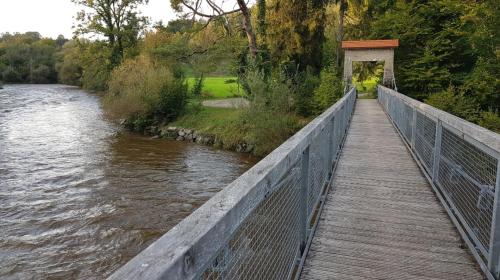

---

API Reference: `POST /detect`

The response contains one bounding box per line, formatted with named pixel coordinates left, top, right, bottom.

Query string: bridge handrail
left=108, top=88, right=357, bottom=280
left=378, top=85, right=500, bottom=280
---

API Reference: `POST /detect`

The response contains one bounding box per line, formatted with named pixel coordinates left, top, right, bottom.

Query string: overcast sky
left=0, top=0, right=177, bottom=39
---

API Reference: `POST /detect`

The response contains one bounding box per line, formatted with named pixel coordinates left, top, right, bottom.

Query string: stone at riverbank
left=141, top=125, right=253, bottom=154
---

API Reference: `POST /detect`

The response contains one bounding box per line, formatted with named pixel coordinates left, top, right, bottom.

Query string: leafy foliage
left=105, top=55, right=188, bottom=127
left=72, top=0, right=148, bottom=66
left=313, top=65, right=344, bottom=113
left=265, top=0, right=327, bottom=74
left=55, top=40, right=83, bottom=86
left=425, top=87, right=480, bottom=123
left=0, top=32, right=60, bottom=83
left=191, top=74, right=204, bottom=96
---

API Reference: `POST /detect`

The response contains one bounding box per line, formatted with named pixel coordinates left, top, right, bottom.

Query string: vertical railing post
left=328, top=116, right=335, bottom=174
left=488, top=161, right=500, bottom=278
left=432, top=120, right=443, bottom=180
left=340, top=105, right=345, bottom=137
left=411, top=108, right=417, bottom=148
left=299, top=146, right=310, bottom=253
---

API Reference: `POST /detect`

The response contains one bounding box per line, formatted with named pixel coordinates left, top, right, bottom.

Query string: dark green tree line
left=0, top=32, right=63, bottom=84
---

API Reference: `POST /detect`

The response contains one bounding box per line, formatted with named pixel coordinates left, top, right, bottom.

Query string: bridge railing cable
left=378, top=85, right=500, bottom=280
left=107, top=88, right=357, bottom=280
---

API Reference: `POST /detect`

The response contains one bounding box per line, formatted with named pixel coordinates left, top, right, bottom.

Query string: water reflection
left=0, top=84, right=256, bottom=279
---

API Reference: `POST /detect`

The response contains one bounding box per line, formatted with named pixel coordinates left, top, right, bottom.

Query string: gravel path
left=201, top=97, right=249, bottom=108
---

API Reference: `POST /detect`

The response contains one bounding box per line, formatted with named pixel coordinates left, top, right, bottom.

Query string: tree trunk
left=236, top=0, right=258, bottom=57
left=336, top=0, right=346, bottom=67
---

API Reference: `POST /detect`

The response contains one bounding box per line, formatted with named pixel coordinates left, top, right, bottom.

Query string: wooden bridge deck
left=300, top=100, right=484, bottom=280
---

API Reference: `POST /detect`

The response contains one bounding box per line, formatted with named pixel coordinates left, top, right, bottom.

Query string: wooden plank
left=300, top=100, right=484, bottom=280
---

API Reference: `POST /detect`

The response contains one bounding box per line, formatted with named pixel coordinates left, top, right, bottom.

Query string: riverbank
left=135, top=106, right=306, bottom=157
left=138, top=107, right=255, bottom=154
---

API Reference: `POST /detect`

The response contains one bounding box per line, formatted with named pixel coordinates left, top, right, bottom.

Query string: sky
left=0, top=0, right=177, bottom=39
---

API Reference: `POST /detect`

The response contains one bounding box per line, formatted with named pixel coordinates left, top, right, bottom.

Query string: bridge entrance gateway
left=342, top=39, right=399, bottom=90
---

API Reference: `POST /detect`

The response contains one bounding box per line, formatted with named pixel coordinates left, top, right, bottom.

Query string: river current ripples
left=0, top=84, right=257, bottom=279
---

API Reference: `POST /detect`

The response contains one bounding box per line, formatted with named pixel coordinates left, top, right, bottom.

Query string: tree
left=0, top=32, right=59, bottom=83
left=266, top=0, right=327, bottom=74
left=170, top=0, right=258, bottom=58
left=72, top=0, right=148, bottom=66
left=328, top=0, right=363, bottom=67
left=55, top=40, right=83, bottom=85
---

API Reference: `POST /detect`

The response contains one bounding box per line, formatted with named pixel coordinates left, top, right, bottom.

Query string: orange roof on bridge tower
left=342, top=39, right=399, bottom=49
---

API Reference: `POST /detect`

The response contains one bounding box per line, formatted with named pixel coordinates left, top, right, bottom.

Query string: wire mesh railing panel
left=437, top=127, right=498, bottom=252
left=378, top=85, right=500, bottom=280
left=201, top=162, right=302, bottom=280
left=401, top=103, right=414, bottom=142
left=307, top=127, right=330, bottom=218
left=414, top=112, right=436, bottom=172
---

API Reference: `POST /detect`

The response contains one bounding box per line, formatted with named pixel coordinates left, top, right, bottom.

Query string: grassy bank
left=171, top=107, right=242, bottom=133
left=170, top=105, right=305, bottom=157
left=187, top=77, right=244, bottom=99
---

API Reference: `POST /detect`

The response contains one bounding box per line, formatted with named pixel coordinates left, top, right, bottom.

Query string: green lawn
left=353, top=76, right=379, bottom=93
left=187, top=77, right=244, bottom=99
left=171, top=106, right=242, bottom=133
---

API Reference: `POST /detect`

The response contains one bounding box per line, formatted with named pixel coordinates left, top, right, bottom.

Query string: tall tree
left=170, top=0, right=258, bottom=58
left=72, top=0, right=148, bottom=66
left=266, top=0, right=327, bottom=74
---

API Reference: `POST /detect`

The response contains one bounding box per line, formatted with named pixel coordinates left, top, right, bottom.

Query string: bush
left=155, top=78, right=188, bottom=120
left=105, top=55, right=187, bottom=126
left=191, top=74, right=204, bottom=96
left=80, top=41, right=112, bottom=91
left=239, top=107, right=302, bottom=156
left=313, top=65, right=344, bottom=114
left=56, top=40, right=83, bottom=86
left=478, top=111, right=500, bottom=133
left=31, top=65, right=54, bottom=84
left=2, top=66, right=22, bottom=82
left=426, top=87, right=481, bottom=123
left=237, top=69, right=303, bottom=156
left=295, top=70, right=320, bottom=117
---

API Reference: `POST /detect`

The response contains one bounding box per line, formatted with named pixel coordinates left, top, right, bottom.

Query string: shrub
left=155, top=78, right=188, bottom=120
left=191, top=74, right=204, bottom=96
left=239, top=107, right=302, bottom=156
left=478, top=111, right=500, bottom=133
left=105, top=55, right=187, bottom=126
left=425, top=87, right=480, bottom=123
left=313, top=65, right=344, bottom=114
left=2, top=66, right=22, bottom=82
left=79, top=41, right=113, bottom=91
left=238, top=69, right=303, bottom=156
left=31, top=65, right=54, bottom=84
left=294, top=70, right=320, bottom=117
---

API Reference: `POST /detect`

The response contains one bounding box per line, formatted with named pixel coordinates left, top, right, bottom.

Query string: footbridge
left=109, top=86, right=500, bottom=280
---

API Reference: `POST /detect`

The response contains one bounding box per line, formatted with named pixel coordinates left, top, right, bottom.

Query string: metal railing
left=378, top=85, right=500, bottom=280
left=108, top=88, right=357, bottom=280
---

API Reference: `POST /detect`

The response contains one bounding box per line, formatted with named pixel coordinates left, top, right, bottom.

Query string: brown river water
left=0, top=84, right=257, bottom=279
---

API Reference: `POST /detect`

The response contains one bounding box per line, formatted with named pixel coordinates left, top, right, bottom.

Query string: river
left=0, top=84, right=257, bottom=279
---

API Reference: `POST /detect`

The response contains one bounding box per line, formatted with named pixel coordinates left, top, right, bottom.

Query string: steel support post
left=432, top=120, right=443, bottom=180
left=488, top=161, right=500, bottom=279
left=411, top=108, right=417, bottom=149
left=299, top=146, right=310, bottom=253
left=328, top=117, right=335, bottom=173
